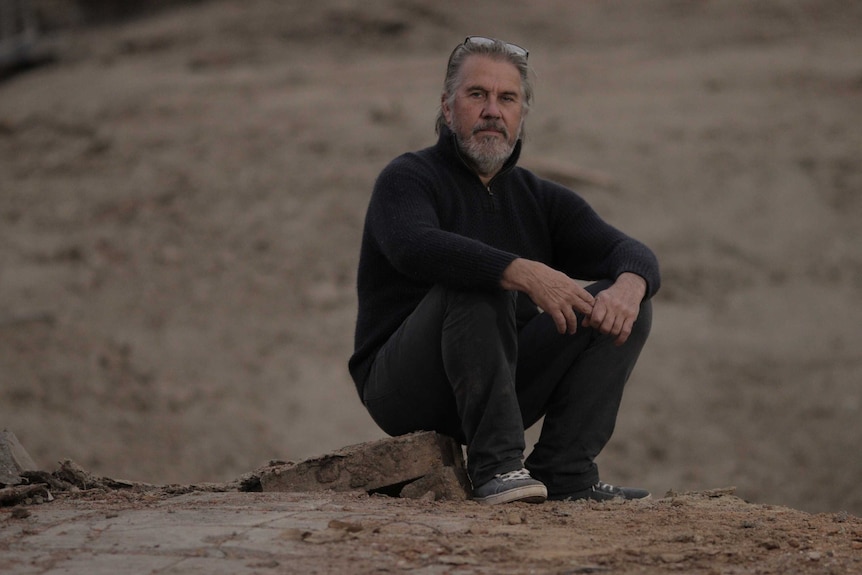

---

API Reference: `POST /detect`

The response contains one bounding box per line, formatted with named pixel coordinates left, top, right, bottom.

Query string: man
left=348, top=37, right=660, bottom=505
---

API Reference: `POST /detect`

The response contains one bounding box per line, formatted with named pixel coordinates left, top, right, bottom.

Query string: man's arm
left=536, top=177, right=661, bottom=302
left=501, top=258, right=595, bottom=335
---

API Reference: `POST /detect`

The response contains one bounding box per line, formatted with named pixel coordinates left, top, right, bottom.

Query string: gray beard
left=451, top=119, right=518, bottom=177
left=458, top=134, right=514, bottom=176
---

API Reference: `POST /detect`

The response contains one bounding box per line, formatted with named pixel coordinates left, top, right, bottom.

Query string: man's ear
left=441, top=93, right=452, bottom=125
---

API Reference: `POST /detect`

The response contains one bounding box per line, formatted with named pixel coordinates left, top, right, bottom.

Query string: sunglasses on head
left=458, top=36, right=530, bottom=60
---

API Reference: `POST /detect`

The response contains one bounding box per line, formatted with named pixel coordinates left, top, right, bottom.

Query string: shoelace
left=496, top=469, right=533, bottom=482
left=594, top=481, right=621, bottom=494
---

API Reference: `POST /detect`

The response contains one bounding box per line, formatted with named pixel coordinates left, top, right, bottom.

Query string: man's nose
left=482, top=96, right=502, bottom=118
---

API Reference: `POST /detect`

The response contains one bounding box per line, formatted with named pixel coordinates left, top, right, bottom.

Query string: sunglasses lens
left=466, top=36, right=494, bottom=47
left=464, top=36, right=528, bottom=59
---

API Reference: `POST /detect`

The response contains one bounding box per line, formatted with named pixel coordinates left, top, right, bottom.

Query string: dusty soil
left=1, top=485, right=861, bottom=575
left=2, top=3, right=862, bottom=562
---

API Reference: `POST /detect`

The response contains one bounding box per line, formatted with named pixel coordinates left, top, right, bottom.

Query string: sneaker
left=472, top=468, right=548, bottom=505
left=549, top=481, right=651, bottom=502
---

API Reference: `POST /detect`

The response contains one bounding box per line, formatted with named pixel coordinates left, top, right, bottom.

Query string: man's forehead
left=457, top=54, right=522, bottom=90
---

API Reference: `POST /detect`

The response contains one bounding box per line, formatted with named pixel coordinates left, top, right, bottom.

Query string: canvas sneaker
left=472, top=468, right=548, bottom=505
left=549, top=481, right=651, bottom=502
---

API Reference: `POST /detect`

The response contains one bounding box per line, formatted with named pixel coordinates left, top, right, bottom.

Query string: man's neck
left=477, top=170, right=497, bottom=187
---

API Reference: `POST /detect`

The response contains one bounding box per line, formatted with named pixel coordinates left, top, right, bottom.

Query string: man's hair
left=435, top=38, right=534, bottom=135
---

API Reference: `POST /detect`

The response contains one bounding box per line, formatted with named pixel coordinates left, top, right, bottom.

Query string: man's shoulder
left=387, top=145, right=436, bottom=167
left=508, top=166, right=586, bottom=200
left=378, top=141, right=453, bottom=182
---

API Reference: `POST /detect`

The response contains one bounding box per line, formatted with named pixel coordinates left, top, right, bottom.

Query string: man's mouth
left=473, top=125, right=507, bottom=138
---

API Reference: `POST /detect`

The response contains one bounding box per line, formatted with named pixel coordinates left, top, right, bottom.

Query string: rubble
left=1, top=430, right=471, bottom=506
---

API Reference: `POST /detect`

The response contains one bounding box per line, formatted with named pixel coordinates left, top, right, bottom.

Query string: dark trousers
left=361, top=281, right=652, bottom=496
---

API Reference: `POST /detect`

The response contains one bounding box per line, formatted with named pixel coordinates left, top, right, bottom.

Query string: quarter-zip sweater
left=348, top=126, right=660, bottom=396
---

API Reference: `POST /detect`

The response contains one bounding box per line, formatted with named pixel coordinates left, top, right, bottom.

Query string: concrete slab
left=259, top=431, right=470, bottom=499
left=4, top=488, right=858, bottom=575
left=41, top=553, right=178, bottom=575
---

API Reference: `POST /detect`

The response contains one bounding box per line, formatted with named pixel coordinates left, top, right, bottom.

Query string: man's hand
left=582, top=272, right=647, bottom=346
left=502, top=260, right=646, bottom=344
left=501, top=258, right=595, bottom=335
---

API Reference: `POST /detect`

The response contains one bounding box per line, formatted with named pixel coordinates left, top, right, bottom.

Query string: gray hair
left=435, top=38, right=534, bottom=135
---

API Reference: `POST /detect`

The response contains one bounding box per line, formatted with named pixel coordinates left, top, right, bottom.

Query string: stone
left=399, top=466, right=470, bottom=501
left=0, top=429, right=39, bottom=486
left=259, top=431, right=470, bottom=499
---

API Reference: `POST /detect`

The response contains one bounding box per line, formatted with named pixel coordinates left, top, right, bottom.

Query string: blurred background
left=1, top=0, right=860, bottom=516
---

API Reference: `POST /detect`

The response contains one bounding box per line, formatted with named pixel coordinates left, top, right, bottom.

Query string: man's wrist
left=617, top=272, right=647, bottom=298
left=501, top=258, right=528, bottom=291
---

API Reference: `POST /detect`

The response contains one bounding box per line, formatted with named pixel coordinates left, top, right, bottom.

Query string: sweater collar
left=437, top=124, right=523, bottom=181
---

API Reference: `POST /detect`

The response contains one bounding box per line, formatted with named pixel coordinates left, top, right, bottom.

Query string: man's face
left=442, top=54, right=525, bottom=177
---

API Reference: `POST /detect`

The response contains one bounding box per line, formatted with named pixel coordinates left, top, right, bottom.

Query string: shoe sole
left=548, top=492, right=653, bottom=502
left=473, top=484, right=548, bottom=505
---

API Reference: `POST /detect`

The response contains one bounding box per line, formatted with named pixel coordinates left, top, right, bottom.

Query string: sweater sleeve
left=366, top=155, right=517, bottom=290
left=541, top=180, right=661, bottom=299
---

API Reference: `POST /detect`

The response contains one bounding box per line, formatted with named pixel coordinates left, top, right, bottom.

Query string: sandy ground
left=1, top=487, right=861, bottom=575
left=2, top=0, right=862, bottom=526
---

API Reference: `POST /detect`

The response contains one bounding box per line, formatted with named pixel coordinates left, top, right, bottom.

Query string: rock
left=0, top=483, right=52, bottom=506
left=0, top=430, right=39, bottom=486
left=399, top=465, right=470, bottom=501
left=259, top=431, right=471, bottom=500
left=506, top=511, right=524, bottom=525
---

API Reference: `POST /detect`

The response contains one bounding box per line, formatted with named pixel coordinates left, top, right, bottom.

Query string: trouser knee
left=629, top=298, right=653, bottom=346
left=444, top=287, right=517, bottom=315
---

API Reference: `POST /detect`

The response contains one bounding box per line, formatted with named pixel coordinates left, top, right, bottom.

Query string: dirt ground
left=2, top=0, right=861, bottom=551
left=1, top=486, right=860, bottom=575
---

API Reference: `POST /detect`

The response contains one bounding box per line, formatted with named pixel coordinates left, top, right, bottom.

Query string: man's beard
left=454, top=120, right=518, bottom=177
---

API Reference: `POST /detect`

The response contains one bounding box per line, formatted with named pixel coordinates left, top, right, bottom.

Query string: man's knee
left=437, top=288, right=520, bottom=371
left=439, top=287, right=518, bottom=326
left=630, top=298, right=653, bottom=344
left=444, top=286, right=516, bottom=307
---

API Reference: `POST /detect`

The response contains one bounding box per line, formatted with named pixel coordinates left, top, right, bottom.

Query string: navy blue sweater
left=348, top=127, right=660, bottom=396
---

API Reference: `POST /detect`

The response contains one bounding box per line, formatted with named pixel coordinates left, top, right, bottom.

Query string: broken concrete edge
left=257, top=431, right=472, bottom=501
left=1, top=430, right=472, bottom=508
left=0, top=429, right=39, bottom=486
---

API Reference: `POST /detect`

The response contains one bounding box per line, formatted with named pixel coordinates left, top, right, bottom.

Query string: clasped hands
left=501, top=258, right=646, bottom=346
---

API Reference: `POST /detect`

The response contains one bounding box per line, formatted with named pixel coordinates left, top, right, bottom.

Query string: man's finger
left=572, top=293, right=595, bottom=315
left=551, top=310, right=568, bottom=335
left=588, top=301, right=606, bottom=329
left=614, top=317, right=635, bottom=346
left=562, top=306, right=579, bottom=335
